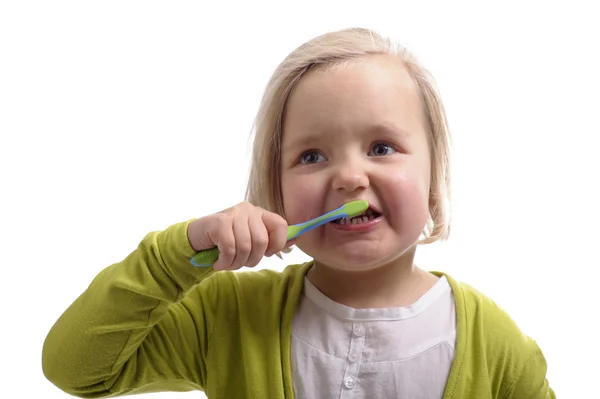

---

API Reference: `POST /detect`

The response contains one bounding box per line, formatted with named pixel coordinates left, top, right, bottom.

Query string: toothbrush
left=190, top=199, right=369, bottom=267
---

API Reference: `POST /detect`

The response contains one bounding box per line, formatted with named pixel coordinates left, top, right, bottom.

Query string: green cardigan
left=42, top=221, right=555, bottom=398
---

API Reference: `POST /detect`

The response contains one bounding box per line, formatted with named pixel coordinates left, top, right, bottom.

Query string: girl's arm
left=42, top=220, right=219, bottom=397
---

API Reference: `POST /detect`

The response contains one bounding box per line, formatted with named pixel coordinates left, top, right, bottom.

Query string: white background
left=1, top=1, right=599, bottom=398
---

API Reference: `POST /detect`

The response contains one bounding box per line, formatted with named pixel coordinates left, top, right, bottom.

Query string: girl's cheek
left=282, top=178, right=323, bottom=225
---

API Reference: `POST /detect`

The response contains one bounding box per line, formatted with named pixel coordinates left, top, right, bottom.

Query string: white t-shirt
left=291, top=275, right=457, bottom=399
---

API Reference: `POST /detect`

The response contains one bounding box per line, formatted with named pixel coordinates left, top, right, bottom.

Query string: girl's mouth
left=331, top=208, right=382, bottom=225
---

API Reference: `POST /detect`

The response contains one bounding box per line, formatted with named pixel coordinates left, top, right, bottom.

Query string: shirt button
left=348, top=353, right=357, bottom=362
left=353, top=324, right=364, bottom=337
left=344, top=376, right=355, bottom=389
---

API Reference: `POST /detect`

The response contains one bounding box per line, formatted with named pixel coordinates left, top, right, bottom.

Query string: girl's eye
left=299, top=151, right=325, bottom=164
left=369, top=143, right=395, bottom=156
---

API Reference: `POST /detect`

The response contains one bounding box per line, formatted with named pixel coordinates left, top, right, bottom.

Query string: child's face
left=280, top=55, right=431, bottom=272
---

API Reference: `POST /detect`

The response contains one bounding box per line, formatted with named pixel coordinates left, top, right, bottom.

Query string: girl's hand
left=187, top=202, right=290, bottom=271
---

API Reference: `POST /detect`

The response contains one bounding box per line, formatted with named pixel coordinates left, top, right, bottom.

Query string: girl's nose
left=331, top=163, right=370, bottom=193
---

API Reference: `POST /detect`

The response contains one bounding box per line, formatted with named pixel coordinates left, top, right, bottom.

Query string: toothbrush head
left=286, top=199, right=369, bottom=240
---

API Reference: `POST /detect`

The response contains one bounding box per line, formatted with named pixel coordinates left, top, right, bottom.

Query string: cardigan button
left=353, top=323, right=364, bottom=337
left=344, top=376, right=355, bottom=389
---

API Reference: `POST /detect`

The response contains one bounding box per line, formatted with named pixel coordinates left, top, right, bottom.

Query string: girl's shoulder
left=439, top=271, right=536, bottom=349
left=436, top=272, right=554, bottom=398
left=443, top=273, right=527, bottom=338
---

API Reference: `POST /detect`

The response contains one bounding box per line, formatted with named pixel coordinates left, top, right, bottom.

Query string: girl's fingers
left=230, top=215, right=252, bottom=269
left=246, top=214, right=269, bottom=267
left=212, top=219, right=236, bottom=271
left=262, top=212, right=289, bottom=256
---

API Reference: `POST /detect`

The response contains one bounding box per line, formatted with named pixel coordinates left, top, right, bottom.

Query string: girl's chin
left=302, top=239, right=417, bottom=271
left=311, top=248, right=391, bottom=270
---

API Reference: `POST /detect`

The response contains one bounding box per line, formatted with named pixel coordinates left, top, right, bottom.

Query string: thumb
left=285, top=238, right=297, bottom=249
left=266, top=238, right=296, bottom=258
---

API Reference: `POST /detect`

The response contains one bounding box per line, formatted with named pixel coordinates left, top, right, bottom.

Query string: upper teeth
left=353, top=209, right=375, bottom=218
left=337, top=209, right=377, bottom=223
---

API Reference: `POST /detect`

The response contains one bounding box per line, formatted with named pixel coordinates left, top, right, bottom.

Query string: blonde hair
left=245, top=27, right=451, bottom=251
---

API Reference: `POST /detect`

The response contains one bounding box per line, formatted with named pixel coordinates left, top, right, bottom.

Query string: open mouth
left=332, top=208, right=382, bottom=225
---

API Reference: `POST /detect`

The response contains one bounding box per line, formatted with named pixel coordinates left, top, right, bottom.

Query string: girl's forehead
left=282, top=57, right=425, bottom=148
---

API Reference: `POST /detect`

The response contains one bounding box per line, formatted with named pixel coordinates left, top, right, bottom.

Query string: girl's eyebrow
left=283, top=123, right=412, bottom=152
left=283, top=132, right=323, bottom=153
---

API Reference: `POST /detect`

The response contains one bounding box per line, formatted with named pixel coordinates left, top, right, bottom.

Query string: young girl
left=42, top=28, right=555, bottom=398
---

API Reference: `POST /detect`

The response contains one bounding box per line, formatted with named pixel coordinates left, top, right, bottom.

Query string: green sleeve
left=42, top=220, right=219, bottom=397
left=507, top=341, right=556, bottom=399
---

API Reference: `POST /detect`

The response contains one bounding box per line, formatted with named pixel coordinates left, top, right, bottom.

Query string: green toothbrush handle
left=190, top=247, right=220, bottom=267
left=190, top=228, right=294, bottom=267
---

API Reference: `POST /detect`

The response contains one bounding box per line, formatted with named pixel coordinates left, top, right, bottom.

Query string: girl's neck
left=306, top=247, right=439, bottom=309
